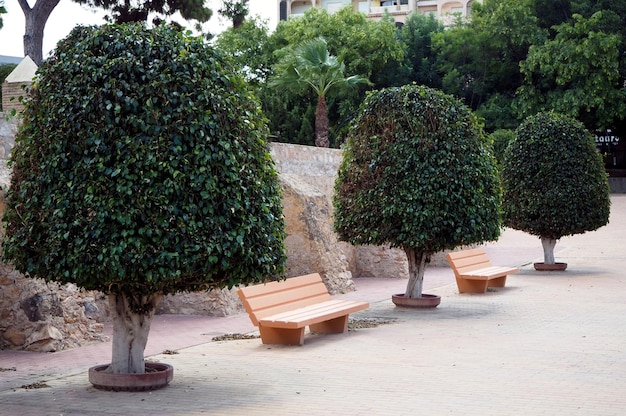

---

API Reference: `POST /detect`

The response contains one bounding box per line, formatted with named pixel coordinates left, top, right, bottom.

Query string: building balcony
left=369, top=4, right=412, bottom=14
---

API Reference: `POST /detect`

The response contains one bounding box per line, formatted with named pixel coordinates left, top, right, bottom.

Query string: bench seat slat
left=459, top=266, right=520, bottom=280
left=259, top=300, right=369, bottom=329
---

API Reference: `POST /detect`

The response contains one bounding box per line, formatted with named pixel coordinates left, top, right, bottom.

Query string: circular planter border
left=533, top=262, right=567, bottom=271
left=391, top=293, right=441, bottom=309
left=89, top=362, right=174, bottom=392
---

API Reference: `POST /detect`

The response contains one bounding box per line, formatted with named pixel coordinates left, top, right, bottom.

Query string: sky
left=0, top=0, right=278, bottom=58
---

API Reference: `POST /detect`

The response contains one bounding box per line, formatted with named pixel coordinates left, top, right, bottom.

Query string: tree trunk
left=18, top=0, right=60, bottom=65
left=403, top=248, right=428, bottom=298
left=108, top=293, right=162, bottom=374
left=541, top=237, right=557, bottom=265
left=315, top=94, right=330, bottom=147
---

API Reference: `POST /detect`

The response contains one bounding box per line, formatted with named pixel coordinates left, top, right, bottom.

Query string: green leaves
left=501, top=111, right=611, bottom=239
left=518, top=11, right=626, bottom=129
left=334, top=85, right=502, bottom=255
left=3, top=23, right=286, bottom=306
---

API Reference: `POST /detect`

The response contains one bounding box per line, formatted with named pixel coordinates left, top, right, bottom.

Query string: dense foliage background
left=215, top=0, right=626, bottom=146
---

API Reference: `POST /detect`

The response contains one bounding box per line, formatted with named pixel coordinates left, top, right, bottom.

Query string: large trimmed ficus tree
left=501, top=111, right=610, bottom=265
left=334, top=85, right=502, bottom=299
left=2, top=23, right=286, bottom=374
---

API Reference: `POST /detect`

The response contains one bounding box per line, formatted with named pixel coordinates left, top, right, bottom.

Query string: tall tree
left=17, top=0, right=211, bottom=65
left=270, top=38, right=371, bottom=148
left=265, top=6, right=402, bottom=146
left=17, top=0, right=60, bottom=64
left=396, top=12, right=444, bottom=88
left=434, top=0, right=545, bottom=131
left=218, top=0, right=248, bottom=29
left=214, top=16, right=273, bottom=86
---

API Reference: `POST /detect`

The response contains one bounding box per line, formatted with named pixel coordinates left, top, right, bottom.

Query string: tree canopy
left=3, top=22, right=286, bottom=307
left=74, top=0, right=211, bottom=24
left=0, top=1, right=6, bottom=29
left=218, top=0, right=249, bottom=29
left=214, top=16, right=274, bottom=86
left=334, top=85, right=501, bottom=298
left=501, top=111, right=610, bottom=243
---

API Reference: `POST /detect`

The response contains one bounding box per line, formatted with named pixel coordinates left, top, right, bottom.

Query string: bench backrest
left=237, top=273, right=332, bottom=326
left=445, top=248, right=493, bottom=275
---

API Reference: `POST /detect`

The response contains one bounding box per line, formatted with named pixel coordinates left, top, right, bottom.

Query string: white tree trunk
left=108, top=293, right=161, bottom=374
left=404, top=248, right=428, bottom=298
left=541, top=237, right=557, bottom=265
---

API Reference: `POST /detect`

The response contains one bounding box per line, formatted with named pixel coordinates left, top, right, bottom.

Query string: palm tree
left=270, top=38, right=371, bottom=147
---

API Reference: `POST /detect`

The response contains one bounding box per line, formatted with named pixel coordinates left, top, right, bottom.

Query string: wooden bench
left=237, top=273, right=369, bottom=345
left=445, top=248, right=519, bottom=293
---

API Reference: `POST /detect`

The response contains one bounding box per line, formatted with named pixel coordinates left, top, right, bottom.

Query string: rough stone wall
left=156, top=287, right=242, bottom=317
left=0, top=272, right=108, bottom=351
left=270, top=142, right=412, bottom=279
left=280, top=173, right=355, bottom=293
left=0, top=190, right=109, bottom=351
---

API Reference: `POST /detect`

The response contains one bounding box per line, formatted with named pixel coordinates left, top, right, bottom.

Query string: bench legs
left=258, top=315, right=350, bottom=346
left=259, top=327, right=306, bottom=346
left=456, top=276, right=508, bottom=293
left=456, top=277, right=488, bottom=293
left=487, top=276, right=507, bottom=288
left=309, top=315, right=349, bottom=334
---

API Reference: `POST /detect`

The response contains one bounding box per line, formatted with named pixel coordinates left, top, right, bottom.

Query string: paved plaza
left=1, top=195, right=625, bottom=415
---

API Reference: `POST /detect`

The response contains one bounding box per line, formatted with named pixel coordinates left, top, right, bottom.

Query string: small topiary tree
left=501, top=111, right=610, bottom=267
left=2, top=23, right=286, bottom=375
left=334, top=85, right=502, bottom=301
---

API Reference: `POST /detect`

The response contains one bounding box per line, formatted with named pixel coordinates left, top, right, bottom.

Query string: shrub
left=501, top=111, right=610, bottom=264
left=334, top=85, right=501, bottom=298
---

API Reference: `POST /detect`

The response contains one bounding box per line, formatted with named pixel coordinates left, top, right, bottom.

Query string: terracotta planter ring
left=89, top=362, right=174, bottom=392
left=391, top=293, right=441, bottom=308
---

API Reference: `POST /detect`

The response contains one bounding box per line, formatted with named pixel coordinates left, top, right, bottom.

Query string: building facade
left=277, top=0, right=477, bottom=26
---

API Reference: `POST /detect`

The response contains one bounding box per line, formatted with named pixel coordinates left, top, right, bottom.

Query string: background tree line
left=215, top=0, right=626, bottom=147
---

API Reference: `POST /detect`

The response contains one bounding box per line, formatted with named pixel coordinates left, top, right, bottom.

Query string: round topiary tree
left=333, top=85, right=502, bottom=303
left=501, top=111, right=610, bottom=269
left=2, top=23, right=286, bottom=376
